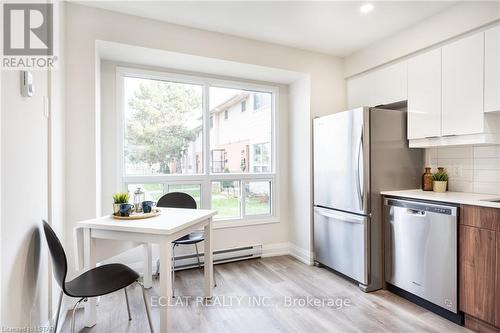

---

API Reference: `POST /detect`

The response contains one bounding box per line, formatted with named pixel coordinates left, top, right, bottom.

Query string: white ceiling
left=82, top=1, right=457, bottom=56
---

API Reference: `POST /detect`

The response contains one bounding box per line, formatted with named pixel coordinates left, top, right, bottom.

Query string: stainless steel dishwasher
left=384, top=198, right=461, bottom=323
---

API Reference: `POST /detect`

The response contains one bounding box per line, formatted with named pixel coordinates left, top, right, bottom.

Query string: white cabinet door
left=347, top=61, right=407, bottom=109
left=485, top=26, right=500, bottom=112
left=442, top=32, right=484, bottom=136
left=347, top=73, right=374, bottom=109
left=407, top=48, right=442, bottom=139
left=373, top=61, right=408, bottom=106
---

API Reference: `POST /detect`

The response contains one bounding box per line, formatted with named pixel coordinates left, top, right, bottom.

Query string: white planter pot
left=112, top=203, right=121, bottom=215
left=433, top=181, right=448, bottom=193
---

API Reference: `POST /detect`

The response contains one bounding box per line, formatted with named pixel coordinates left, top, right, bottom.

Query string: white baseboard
left=261, top=242, right=290, bottom=257
left=288, top=243, right=314, bottom=265
left=262, top=242, right=313, bottom=265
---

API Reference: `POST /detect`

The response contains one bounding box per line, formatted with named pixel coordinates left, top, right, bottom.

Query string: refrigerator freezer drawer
left=313, top=207, right=369, bottom=285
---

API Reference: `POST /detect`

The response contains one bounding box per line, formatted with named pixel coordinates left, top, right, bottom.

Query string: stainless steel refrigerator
left=313, top=107, right=422, bottom=292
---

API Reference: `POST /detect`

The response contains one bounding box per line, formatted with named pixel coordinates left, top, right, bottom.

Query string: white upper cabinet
left=442, top=32, right=484, bottom=136
left=347, top=61, right=407, bottom=109
left=373, top=61, right=408, bottom=106
left=347, top=73, right=374, bottom=109
left=485, top=26, right=500, bottom=112
left=347, top=25, right=500, bottom=148
left=407, top=48, right=442, bottom=139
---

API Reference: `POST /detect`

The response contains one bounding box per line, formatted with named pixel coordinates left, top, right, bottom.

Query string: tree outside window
left=124, top=77, right=203, bottom=175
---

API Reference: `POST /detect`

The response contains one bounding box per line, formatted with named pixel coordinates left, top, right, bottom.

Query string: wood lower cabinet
left=460, top=205, right=500, bottom=332
left=496, top=234, right=500, bottom=328
left=459, top=225, right=496, bottom=323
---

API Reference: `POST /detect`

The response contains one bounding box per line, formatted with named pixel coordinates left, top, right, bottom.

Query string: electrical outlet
left=451, top=166, right=461, bottom=178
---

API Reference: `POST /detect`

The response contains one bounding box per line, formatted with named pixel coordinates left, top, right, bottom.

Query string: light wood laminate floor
left=61, top=256, right=471, bottom=333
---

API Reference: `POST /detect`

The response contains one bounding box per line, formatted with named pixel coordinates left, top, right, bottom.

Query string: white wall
left=0, top=1, right=65, bottom=327
left=1, top=70, right=50, bottom=326
left=288, top=77, right=313, bottom=262
left=0, top=69, right=2, bottom=327
left=47, top=0, right=66, bottom=322
left=344, top=2, right=500, bottom=77
left=65, top=2, right=345, bottom=273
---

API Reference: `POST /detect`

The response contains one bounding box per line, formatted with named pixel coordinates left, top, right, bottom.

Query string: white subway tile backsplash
left=448, top=180, right=474, bottom=193
left=448, top=169, right=473, bottom=181
left=438, top=158, right=473, bottom=169
left=473, top=182, right=500, bottom=195
left=474, top=170, right=500, bottom=182
left=473, top=158, right=500, bottom=170
left=474, top=145, right=500, bottom=158
left=423, top=144, right=500, bottom=194
left=437, top=146, right=473, bottom=159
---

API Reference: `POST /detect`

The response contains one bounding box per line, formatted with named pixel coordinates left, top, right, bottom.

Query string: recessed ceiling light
left=360, top=3, right=374, bottom=14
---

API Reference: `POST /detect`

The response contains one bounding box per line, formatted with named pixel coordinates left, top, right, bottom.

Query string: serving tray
left=112, top=208, right=161, bottom=220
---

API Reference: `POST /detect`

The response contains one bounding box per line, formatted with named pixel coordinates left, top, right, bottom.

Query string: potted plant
left=432, top=170, right=449, bottom=193
left=112, top=192, right=129, bottom=215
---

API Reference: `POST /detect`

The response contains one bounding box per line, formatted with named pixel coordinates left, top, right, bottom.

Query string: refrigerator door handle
left=314, top=207, right=366, bottom=224
left=355, top=131, right=364, bottom=211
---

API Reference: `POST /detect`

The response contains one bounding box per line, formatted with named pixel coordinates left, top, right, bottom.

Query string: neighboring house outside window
left=253, top=93, right=271, bottom=110
left=252, top=142, right=271, bottom=172
left=211, top=149, right=225, bottom=173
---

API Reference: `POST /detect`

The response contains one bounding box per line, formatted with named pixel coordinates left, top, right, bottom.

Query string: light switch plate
left=21, top=71, right=34, bottom=97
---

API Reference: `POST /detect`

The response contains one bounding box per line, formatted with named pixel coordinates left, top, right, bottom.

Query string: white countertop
left=381, top=189, right=500, bottom=209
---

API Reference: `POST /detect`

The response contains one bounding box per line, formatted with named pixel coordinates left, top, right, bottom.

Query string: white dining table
left=77, top=207, right=217, bottom=333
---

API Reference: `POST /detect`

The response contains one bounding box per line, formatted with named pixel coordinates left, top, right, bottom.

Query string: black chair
left=156, top=192, right=215, bottom=295
left=42, top=221, right=153, bottom=333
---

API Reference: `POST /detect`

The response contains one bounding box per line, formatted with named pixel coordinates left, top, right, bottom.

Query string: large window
left=119, top=68, right=277, bottom=223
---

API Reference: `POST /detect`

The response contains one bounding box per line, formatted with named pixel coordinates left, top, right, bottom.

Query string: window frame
left=116, top=67, right=279, bottom=227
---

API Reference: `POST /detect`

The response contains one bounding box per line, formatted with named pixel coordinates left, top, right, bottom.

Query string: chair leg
left=139, top=282, right=154, bottom=333
left=172, top=243, right=176, bottom=297
left=124, top=288, right=132, bottom=321
left=53, top=290, right=63, bottom=333
left=194, top=243, right=202, bottom=269
left=194, top=243, right=217, bottom=287
left=71, top=298, right=86, bottom=333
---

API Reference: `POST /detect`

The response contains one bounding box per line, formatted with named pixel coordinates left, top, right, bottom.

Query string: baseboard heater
left=171, top=244, right=262, bottom=271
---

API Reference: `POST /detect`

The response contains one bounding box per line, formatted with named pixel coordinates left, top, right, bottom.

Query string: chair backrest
left=157, top=192, right=197, bottom=209
left=42, top=220, right=68, bottom=290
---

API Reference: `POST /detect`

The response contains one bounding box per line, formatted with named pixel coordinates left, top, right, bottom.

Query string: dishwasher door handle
left=385, top=198, right=458, bottom=216
left=406, top=209, right=426, bottom=216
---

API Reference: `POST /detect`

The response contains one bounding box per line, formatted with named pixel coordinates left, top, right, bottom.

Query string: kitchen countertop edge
left=381, top=189, right=500, bottom=209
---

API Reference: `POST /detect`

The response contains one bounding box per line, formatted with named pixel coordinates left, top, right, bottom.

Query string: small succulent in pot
left=112, top=192, right=130, bottom=215
left=432, top=170, right=449, bottom=193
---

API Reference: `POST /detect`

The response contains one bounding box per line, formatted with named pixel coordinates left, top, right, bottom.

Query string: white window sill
left=213, top=217, right=280, bottom=229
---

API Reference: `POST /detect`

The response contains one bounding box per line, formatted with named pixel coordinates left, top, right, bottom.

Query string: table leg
left=142, top=243, right=153, bottom=289
left=204, top=218, right=213, bottom=299
left=159, top=238, right=173, bottom=333
left=83, top=228, right=97, bottom=327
